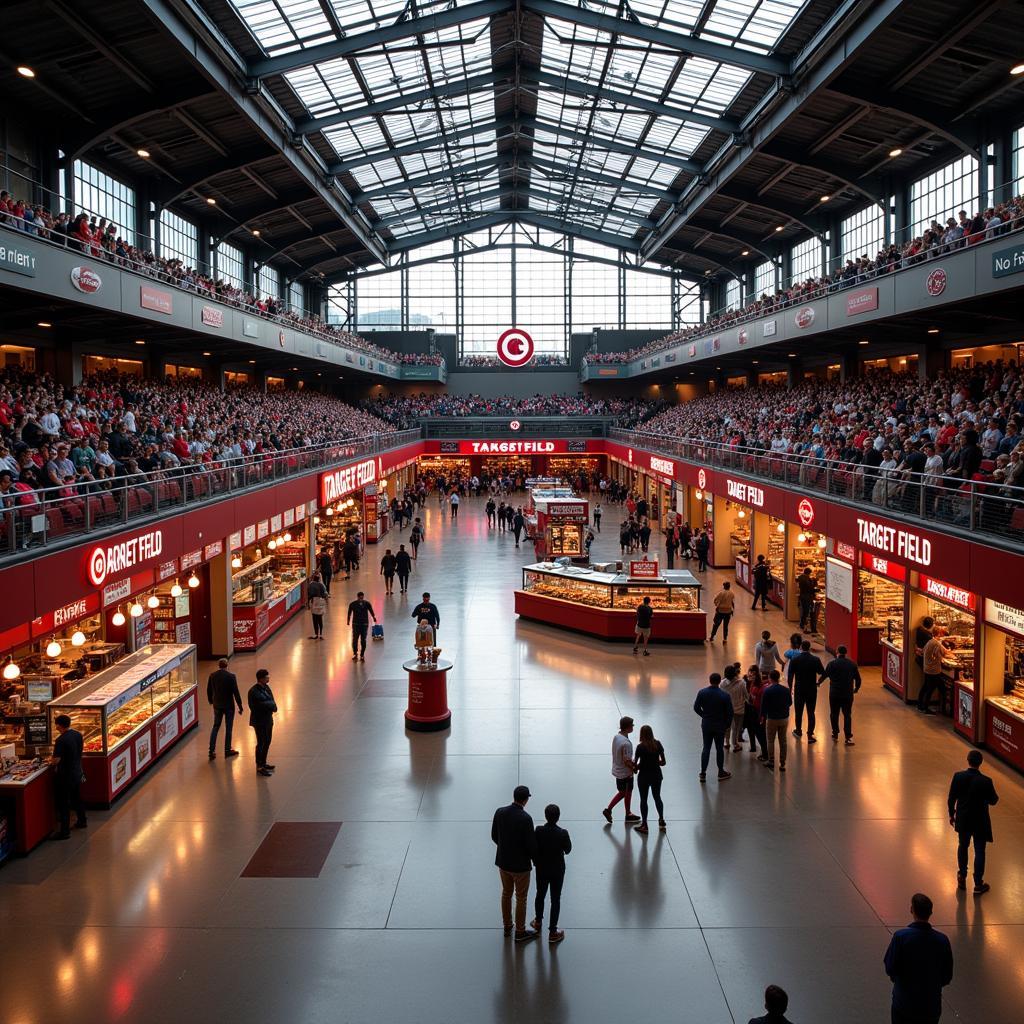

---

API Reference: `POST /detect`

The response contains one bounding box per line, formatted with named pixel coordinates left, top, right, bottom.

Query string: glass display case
left=923, top=597, right=976, bottom=684
left=521, top=565, right=701, bottom=610
left=232, top=543, right=308, bottom=650
left=49, top=644, right=197, bottom=755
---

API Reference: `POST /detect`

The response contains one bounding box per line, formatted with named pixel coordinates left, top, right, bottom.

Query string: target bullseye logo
left=797, top=498, right=815, bottom=528
left=497, top=328, right=535, bottom=367
left=87, top=546, right=107, bottom=586
left=509, top=420, right=521, bottom=431
left=697, top=469, right=707, bottom=491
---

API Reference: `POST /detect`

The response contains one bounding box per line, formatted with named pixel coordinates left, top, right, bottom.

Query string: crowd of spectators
left=458, top=354, right=569, bottom=367
left=0, top=188, right=422, bottom=368
left=584, top=195, right=1024, bottom=367
left=361, top=392, right=662, bottom=428
left=0, top=369, right=396, bottom=541
left=397, top=352, right=444, bottom=366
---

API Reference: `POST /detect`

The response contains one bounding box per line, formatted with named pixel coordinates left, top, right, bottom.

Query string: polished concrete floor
left=3, top=496, right=1023, bottom=1024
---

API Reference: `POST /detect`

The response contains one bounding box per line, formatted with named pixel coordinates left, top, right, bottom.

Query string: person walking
left=512, top=508, right=525, bottom=548
left=695, top=530, right=710, bottom=572
left=50, top=713, right=86, bottom=838
left=449, top=491, right=460, bottom=519
left=722, top=664, right=750, bottom=752
left=593, top=504, right=602, bottom=533
left=820, top=645, right=861, bottom=745
left=602, top=716, right=641, bottom=823
left=693, top=673, right=733, bottom=783
left=782, top=632, right=804, bottom=687
left=486, top=497, right=496, bottom=527
left=207, top=658, right=243, bottom=758
left=797, top=566, right=819, bottom=633
left=665, top=526, right=678, bottom=569
left=410, top=517, right=424, bottom=559
left=497, top=501, right=508, bottom=533
left=247, top=669, right=277, bottom=777
left=633, top=596, right=654, bottom=655
left=760, top=669, right=792, bottom=772
left=639, top=519, right=651, bottom=553
left=709, top=581, right=735, bottom=642
left=751, top=554, right=771, bottom=610
left=883, top=893, right=954, bottom=1024
left=317, top=546, right=333, bottom=596
left=947, top=750, right=998, bottom=894
left=746, top=666, right=768, bottom=758
left=754, top=630, right=786, bottom=675
left=531, top=803, right=572, bottom=944
left=346, top=591, right=377, bottom=662
left=633, top=725, right=666, bottom=834
left=491, top=785, right=539, bottom=943
left=395, top=544, right=412, bottom=594
left=918, top=628, right=948, bottom=714
left=790, top=640, right=825, bottom=742
left=307, top=572, right=328, bottom=639
left=748, top=985, right=796, bottom=1024
left=411, top=592, right=440, bottom=636
left=380, top=549, right=397, bottom=596
left=342, top=535, right=359, bottom=579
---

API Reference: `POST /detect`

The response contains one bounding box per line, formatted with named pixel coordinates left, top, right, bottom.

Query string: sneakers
left=957, top=873, right=967, bottom=891
left=766, top=761, right=775, bottom=771
left=257, top=768, right=273, bottom=777
left=658, top=819, right=667, bottom=831
left=514, top=929, right=539, bottom=943
left=549, top=930, right=565, bottom=944
left=717, top=770, right=732, bottom=781
left=779, top=765, right=787, bottom=772
left=845, top=738, right=855, bottom=746
left=732, top=744, right=743, bottom=751
left=632, top=647, right=639, bottom=654
left=832, top=734, right=839, bottom=742
left=643, top=650, right=650, bottom=656
left=974, top=882, right=990, bottom=895
left=225, top=749, right=239, bottom=758
left=602, top=807, right=613, bottom=824
left=757, top=755, right=769, bottom=763
left=208, top=751, right=216, bottom=760
left=634, top=823, right=649, bottom=834
left=624, top=813, right=641, bottom=823
left=530, top=918, right=541, bottom=931
left=698, top=772, right=707, bottom=783
left=503, top=926, right=513, bottom=937
left=792, top=729, right=803, bottom=738
left=807, top=736, right=817, bottom=744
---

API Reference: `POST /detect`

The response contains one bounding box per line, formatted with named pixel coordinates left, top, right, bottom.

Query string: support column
left=207, top=550, right=233, bottom=659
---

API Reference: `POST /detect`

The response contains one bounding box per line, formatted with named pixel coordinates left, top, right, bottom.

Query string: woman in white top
left=873, top=448, right=898, bottom=506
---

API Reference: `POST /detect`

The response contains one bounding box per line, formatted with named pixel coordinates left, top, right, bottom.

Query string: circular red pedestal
left=403, top=658, right=453, bottom=732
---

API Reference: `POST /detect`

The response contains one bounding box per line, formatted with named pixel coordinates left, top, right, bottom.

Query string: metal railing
left=0, top=429, right=420, bottom=562
left=611, top=428, right=1024, bottom=551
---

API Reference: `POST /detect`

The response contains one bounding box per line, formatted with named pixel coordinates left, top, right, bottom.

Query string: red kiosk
left=530, top=494, right=590, bottom=561
left=403, top=658, right=453, bottom=732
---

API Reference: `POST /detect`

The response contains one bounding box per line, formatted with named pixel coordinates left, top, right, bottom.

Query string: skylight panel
left=701, top=0, right=803, bottom=52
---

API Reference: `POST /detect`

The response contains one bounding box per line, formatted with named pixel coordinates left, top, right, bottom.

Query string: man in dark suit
left=883, top=893, right=953, bottom=1024
left=207, top=658, right=243, bottom=760
left=247, top=669, right=277, bottom=777
left=947, top=749, right=999, bottom=894
left=531, top=803, right=572, bottom=944
left=491, top=785, right=539, bottom=943
left=49, top=713, right=86, bottom=839
left=820, top=645, right=861, bottom=745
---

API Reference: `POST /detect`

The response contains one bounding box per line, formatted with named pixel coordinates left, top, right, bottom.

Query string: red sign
left=795, top=307, right=816, bottom=329
left=509, top=420, right=521, bottom=431
left=697, top=469, right=707, bottom=491
left=861, top=551, right=907, bottom=582
left=688, top=344, right=696, bottom=357
left=835, top=541, right=855, bottom=562
left=429, top=440, right=591, bottom=456
left=738, top=329, right=748, bottom=345
left=797, top=498, right=815, bottom=528
left=919, top=574, right=976, bottom=612
left=845, top=287, right=879, bottom=316
left=629, top=559, right=660, bottom=579
left=986, top=703, right=1024, bottom=771
left=496, top=328, right=535, bottom=367
left=926, top=268, right=947, bottom=296
left=279, top=330, right=287, bottom=347
left=201, top=305, right=224, bottom=327
left=86, top=529, right=165, bottom=586
left=30, top=594, right=102, bottom=638
left=320, top=458, right=376, bottom=506
left=204, top=540, right=224, bottom=561
left=181, top=549, right=203, bottom=570
left=544, top=503, right=588, bottom=521
left=70, top=266, right=102, bottom=293
left=140, top=285, right=173, bottom=315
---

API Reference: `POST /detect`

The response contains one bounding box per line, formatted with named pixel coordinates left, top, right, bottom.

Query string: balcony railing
left=611, top=428, right=1024, bottom=552
left=0, top=429, right=420, bottom=563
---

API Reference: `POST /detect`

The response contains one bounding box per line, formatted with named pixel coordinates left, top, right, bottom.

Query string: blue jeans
left=700, top=724, right=725, bottom=773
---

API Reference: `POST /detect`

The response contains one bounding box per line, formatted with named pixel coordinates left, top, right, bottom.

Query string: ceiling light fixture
left=37, top=321, right=52, bottom=328
left=788, top=352, right=797, bottom=357
left=170, top=582, right=183, bottom=598
left=111, top=608, right=126, bottom=627
left=147, top=594, right=160, bottom=609
left=740, top=250, right=750, bottom=256
left=231, top=555, right=242, bottom=569
left=134, top=339, right=145, bottom=345
left=16, top=66, right=35, bottom=78
left=46, top=640, right=62, bottom=658
left=820, top=195, right=830, bottom=203
left=252, top=229, right=261, bottom=237
left=129, top=603, right=144, bottom=618
left=774, top=225, right=784, bottom=232
left=3, top=659, right=20, bottom=681
left=137, top=148, right=150, bottom=159
left=187, top=573, right=200, bottom=589
left=202, top=351, right=212, bottom=356
left=859, top=339, right=870, bottom=345
left=1010, top=63, right=1024, bottom=76
left=927, top=327, right=940, bottom=334
left=888, top=147, right=903, bottom=158
left=206, top=197, right=216, bottom=205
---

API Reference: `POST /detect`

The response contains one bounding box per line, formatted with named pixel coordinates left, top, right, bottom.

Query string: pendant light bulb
left=187, top=573, right=200, bottom=589
left=2, top=660, right=20, bottom=681
left=231, top=555, right=242, bottom=569
left=112, top=609, right=126, bottom=627
left=130, top=603, right=144, bottom=617
left=170, top=583, right=183, bottom=598
left=147, top=594, right=160, bottom=609
left=71, top=630, right=86, bottom=647
left=46, top=640, right=62, bottom=658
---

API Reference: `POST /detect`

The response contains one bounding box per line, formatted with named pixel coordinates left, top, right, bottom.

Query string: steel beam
left=716, top=188, right=829, bottom=237
left=353, top=156, right=503, bottom=201
left=385, top=212, right=514, bottom=252
left=158, top=150, right=276, bottom=207
left=533, top=117, right=702, bottom=174
left=528, top=155, right=678, bottom=201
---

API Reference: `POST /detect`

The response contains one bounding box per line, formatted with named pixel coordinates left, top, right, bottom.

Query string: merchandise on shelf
left=924, top=597, right=976, bottom=683
left=521, top=565, right=700, bottom=611
left=858, top=571, right=905, bottom=650
left=990, top=637, right=1024, bottom=716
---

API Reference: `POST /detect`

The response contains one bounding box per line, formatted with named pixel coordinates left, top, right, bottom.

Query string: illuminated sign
left=697, top=469, right=707, bottom=491
left=320, top=458, right=377, bottom=505
left=926, top=268, right=947, bottom=296
left=140, top=284, right=172, bottom=315
left=469, top=441, right=555, bottom=453
left=794, top=307, right=815, bottom=329
left=545, top=504, right=588, bottom=520
left=856, top=517, right=931, bottom=566
left=54, top=598, right=89, bottom=628
left=797, top=499, right=815, bottom=527
left=650, top=456, right=674, bottom=477
left=726, top=478, right=763, bottom=507
left=835, top=541, right=855, bottom=562
left=201, top=305, right=224, bottom=327
left=629, top=559, right=660, bottom=579
left=87, top=529, right=164, bottom=586
left=71, top=266, right=102, bottom=293
left=861, top=551, right=907, bottom=583
left=985, top=599, right=1024, bottom=638
left=919, top=574, right=975, bottom=611
left=845, top=287, right=879, bottom=316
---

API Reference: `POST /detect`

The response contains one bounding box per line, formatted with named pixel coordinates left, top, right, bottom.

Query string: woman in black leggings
left=633, top=725, right=666, bottom=834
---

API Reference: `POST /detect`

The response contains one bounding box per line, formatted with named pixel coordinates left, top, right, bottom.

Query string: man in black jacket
left=797, top=567, right=820, bottom=632
left=347, top=591, right=377, bottom=662
left=948, top=750, right=999, bottom=894
left=411, top=592, right=440, bottom=634
left=395, top=544, right=412, bottom=594
left=820, top=645, right=861, bottom=745
left=491, top=785, right=539, bottom=943
left=883, top=893, right=953, bottom=1023
left=531, top=803, right=572, bottom=943
left=207, top=658, right=243, bottom=760
left=50, top=713, right=86, bottom=838
left=790, top=640, right=825, bottom=742
left=247, top=669, right=277, bottom=777
left=751, top=554, right=772, bottom=610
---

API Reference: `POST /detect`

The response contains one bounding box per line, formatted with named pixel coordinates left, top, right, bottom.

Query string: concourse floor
left=3, top=496, right=1023, bottom=1024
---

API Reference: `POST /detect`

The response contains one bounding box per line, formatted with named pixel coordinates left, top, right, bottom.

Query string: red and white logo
left=497, top=328, right=535, bottom=367
left=71, top=266, right=102, bottom=293
left=795, top=307, right=815, bottom=329
left=738, top=329, right=748, bottom=345
left=628, top=448, right=633, bottom=463
left=697, top=469, right=707, bottom=491
left=87, top=547, right=107, bottom=587
left=509, top=419, right=521, bottom=431
left=926, top=268, right=947, bottom=296
left=797, top=498, right=815, bottom=528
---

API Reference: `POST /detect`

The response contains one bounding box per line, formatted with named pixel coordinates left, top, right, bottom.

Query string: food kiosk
left=529, top=495, right=590, bottom=561
left=515, top=562, right=705, bottom=641
left=982, top=599, right=1024, bottom=772
left=47, top=644, right=198, bottom=807
left=231, top=527, right=308, bottom=651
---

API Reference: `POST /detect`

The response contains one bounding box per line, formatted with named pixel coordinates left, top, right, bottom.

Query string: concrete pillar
left=207, top=549, right=233, bottom=659
left=923, top=345, right=946, bottom=381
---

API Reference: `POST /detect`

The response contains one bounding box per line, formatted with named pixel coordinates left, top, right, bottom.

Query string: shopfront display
left=529, top=495, right=589, bottom=561
left=791, top=531, right=827, bottom=639
left=418, top=456, right=471, bottom=479
left=515, top=563, right=705, bottom=641
left=0, top=756, right=54, bottom=855
left=231, top=526, right=308, bottom=651
left=48, top=644, right=198, bottom=806
left=981, top=600, right=1024, bottom=771
left=548, top=456, right=600, bottom=482
left=857, top=553, right=907, bottom=670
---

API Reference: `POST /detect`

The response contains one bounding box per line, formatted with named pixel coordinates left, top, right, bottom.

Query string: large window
left=288, top=280, right=305, bottom=314
left=909, top=155, right=978, bottom=237
left=356, top=267, right=403, bottom=331
left=257, top=264, right=280, bottom=300
left=753, top=260, right=775, bottom=297
left=571, top=252, right=619, bottom=333
left=840, top=205, right=885, bottom=262
left=1012, top=127, right=1024, bottom=193
left=461, top=248, right=512, bottom=353
left=516, top=247, right=565, bottom=349
left=215, top=241, right=244, bottom=288
left=407, top=242, right=456, bottom=330
left=158, top=209, right=198, bottom=267
left=72, top=160, right=135, bottom=244
left=790, top=237, right=823, bottom=282
left=625, top=269, right=671, bottom=328
left=725, top=278, right=742, bottom=311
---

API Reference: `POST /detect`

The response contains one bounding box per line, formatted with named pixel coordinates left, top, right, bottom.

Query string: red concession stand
left=529, top=495, right=590, bottom=561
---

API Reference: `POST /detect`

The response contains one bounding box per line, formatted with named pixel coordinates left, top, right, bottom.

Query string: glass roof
left=225, top=0, right=807, bottom=251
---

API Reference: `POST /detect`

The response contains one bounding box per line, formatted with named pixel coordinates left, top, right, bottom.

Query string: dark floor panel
left=241, top=822, right=342, bottom=878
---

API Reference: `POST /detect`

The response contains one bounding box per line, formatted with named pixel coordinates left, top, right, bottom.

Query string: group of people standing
left=485, top=498, right=527, bottom=545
